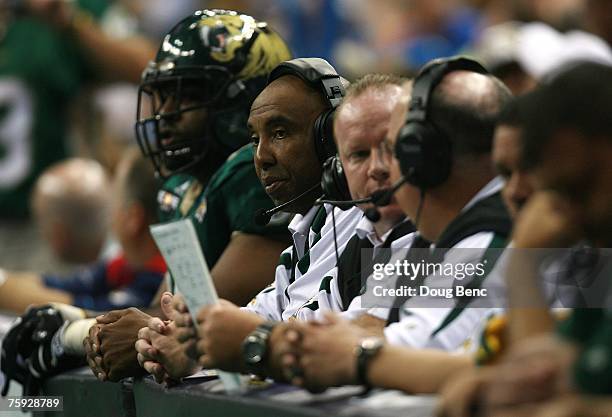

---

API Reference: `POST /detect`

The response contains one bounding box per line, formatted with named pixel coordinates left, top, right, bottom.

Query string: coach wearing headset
left=273, top=57, right=515, bottom=394
left=291, top=73, right=417, bottom=323
left=152, top=58, right=363, bottom=376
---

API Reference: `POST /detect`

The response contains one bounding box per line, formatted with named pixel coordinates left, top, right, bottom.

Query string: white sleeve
left=306, top=266, right=344, bottom=321
left=242, top=247, right=292, bottom=322
left=385, top=232, right=499, bottom=350
left=384, top=307, right=453, bottom=347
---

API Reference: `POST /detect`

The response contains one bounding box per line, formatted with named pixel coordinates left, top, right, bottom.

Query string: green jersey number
left=0, top=78, right=32, bottom=188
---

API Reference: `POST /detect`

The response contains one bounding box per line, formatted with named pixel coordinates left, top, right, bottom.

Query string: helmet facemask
left=135, top=65, right=236, bottom=178
left=135, top=9, right=293, bottom=179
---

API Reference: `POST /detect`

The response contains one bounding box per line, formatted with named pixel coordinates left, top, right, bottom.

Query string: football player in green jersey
left=83, top=10, right=293, bottom=382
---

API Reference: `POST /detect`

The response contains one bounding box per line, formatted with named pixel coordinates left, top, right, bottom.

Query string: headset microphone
left=254, top=183, right=322, bottom=226
left=364, top=207, right=381, bottom=222
left=373, top=176, right=407, bottom=205
left=364, top=176, right=408, bottom=222
left=316, top=176, right=408, bottom=221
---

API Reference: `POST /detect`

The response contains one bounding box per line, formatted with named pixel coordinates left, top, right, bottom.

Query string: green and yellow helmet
left=136, top=9, right=292, bottom=177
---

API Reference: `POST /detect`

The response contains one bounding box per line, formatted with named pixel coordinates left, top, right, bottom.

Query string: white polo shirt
left=384, top=177, right=507, bottom=352
left=308, top=216, right=417, bottom=321
left=244, top=204, right=362, bottom=321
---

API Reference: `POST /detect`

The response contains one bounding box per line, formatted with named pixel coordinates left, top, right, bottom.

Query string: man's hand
left=170, top=293, right=197, bottom=348
left=135, top=292, right=199, bottom=382
left=84, top=322, right=105, bottom=380
left=268, top=322, right=306, bottom=382
left=436, top=367, right=496, bottom=417
left=136, top=320, right=199, bottom=382
left=512, top=191, right=582, bottom=248
left=290, top=313, right=367, bottom=392
left=83, top=308, right=151, bottom=381
left=195, top=301, right=263, bottom=372
left=481, top=336, right=577, bottom=412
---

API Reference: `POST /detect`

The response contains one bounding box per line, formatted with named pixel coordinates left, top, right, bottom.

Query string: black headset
left=395, top=56, right=489, bottom=190
left=320, top=155, right=352, bottom=205
left=268, top=58, right=345, bottom=163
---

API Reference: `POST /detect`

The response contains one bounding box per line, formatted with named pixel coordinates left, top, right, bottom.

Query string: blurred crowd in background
left=0, top=0, right=611, bottom=273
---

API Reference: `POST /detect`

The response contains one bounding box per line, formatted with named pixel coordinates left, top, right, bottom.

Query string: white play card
left=150, top=218, right=242, bottom=393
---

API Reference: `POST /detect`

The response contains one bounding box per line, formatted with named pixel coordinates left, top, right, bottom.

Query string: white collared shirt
left=303, top=216, right=417, bottom=321
left=383, top=177, right=508, bottom=352
left=244, top=204, right=363, bottom=321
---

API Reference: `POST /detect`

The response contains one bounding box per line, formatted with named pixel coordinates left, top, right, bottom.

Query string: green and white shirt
left=244, top=204, right=363, bottom=321
left=384, top=178, right=510, bottom=352
left=157, top=145, right=290, bottom=269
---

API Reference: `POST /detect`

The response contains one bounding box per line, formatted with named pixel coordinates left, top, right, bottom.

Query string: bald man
left=32, top=158, right=111, bottom=265
left=0, top=150, right=165, bottom=314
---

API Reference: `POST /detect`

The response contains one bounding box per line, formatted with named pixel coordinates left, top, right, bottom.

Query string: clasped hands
left=84, top=293, right=371, bottom=393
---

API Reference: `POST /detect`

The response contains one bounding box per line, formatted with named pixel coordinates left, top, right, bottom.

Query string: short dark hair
left=122, top=148, right=160, bottom=223
left=430, top=74, right=512, bottom=155
left=517, top=61, right=612, bottom=169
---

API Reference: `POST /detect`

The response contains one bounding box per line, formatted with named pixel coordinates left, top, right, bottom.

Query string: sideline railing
left=32, top=368, right=436, bottom=417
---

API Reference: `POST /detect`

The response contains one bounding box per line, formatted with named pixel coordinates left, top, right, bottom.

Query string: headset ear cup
left=321, top=156, right=352, bottom=207
left=313, top=109, right=338, bottom=163
left=421, top=125, right=452, bottom=188
left=395, top=123, right=426, bottom=186
left=395, top=122, right=452, bottom=189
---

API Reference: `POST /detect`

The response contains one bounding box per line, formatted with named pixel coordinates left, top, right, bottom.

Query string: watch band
left=242, top=321, right=278, bottom=374
left=355, top=337, right=384, bottom=388
left=257, top=321, right=277, bottom=335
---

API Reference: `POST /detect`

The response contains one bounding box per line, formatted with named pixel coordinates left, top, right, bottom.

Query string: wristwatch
left=242, top=322, right=277, bottom=374
left=355, top=337, right=384, bottom=388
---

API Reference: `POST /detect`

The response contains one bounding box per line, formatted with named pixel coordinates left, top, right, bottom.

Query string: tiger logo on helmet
left=136, top=9, right=292, bottom=178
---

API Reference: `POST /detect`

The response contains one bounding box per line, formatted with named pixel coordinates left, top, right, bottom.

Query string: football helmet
left=136, top=9, right=292, bottom=177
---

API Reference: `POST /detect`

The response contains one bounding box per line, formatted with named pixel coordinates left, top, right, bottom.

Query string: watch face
left=243, top=335, right=266, bottom=364
left=361, top=337, right=384, bottom=352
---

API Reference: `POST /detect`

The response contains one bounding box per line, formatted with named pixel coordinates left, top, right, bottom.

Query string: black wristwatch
left=355, top=337, right=384, bottom=388
left=242, top=322, right=277, bottom=374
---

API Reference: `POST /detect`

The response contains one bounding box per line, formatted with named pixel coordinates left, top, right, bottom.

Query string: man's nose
left=368, top=147, right=390, bottom=182
left=158, top=94, right=180, bottom=120
left=254, top=136, right=275, bottom=171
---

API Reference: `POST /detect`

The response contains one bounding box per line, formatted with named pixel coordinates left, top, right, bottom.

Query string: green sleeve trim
left=278, top=252, right=292, bottom=270
left=310, top=206, right=328, bottom=235
left=303, top=301, right=320, bottom=311
left=431, top=233, right=508, bottom=338
left=319, top=276, right=333, bottom=294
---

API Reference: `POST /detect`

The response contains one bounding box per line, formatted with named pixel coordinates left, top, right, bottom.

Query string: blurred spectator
left=31, top=158, right=111, bottom=265
left=469, top=21, right=537, bottom=95
left=0, top=148, right=164, bottom=314
left=471, top=20, right=612, bottom=94
left=0, top=0, right=156, bottom=219
left=335, top=0, right=482, bottom=74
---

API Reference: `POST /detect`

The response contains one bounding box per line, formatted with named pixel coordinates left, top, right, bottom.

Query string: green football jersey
left=557, top=308, right=612, bottom=394
left=0, top=0, right=108, bottom=217
left=157, top=145, right=291, bottom=268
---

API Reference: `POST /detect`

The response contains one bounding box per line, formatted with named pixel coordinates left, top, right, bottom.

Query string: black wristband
left=355, top=337, right=384, bottom=388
